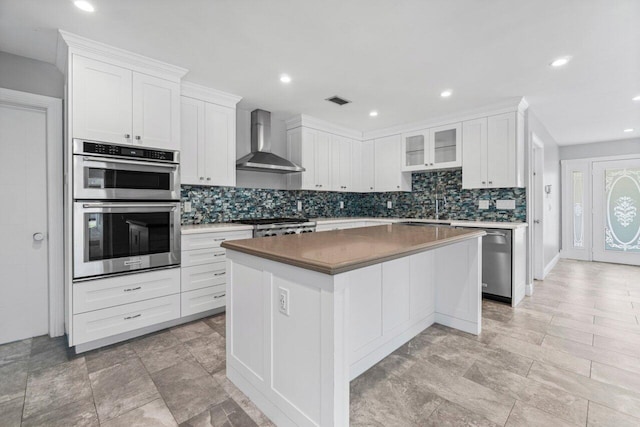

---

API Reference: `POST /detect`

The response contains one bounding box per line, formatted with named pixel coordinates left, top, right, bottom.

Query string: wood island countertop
left=221, top=224, right=486, bottom=275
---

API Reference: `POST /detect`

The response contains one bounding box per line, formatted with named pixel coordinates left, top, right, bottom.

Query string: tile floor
left=1, top=259, right=640, bottom=426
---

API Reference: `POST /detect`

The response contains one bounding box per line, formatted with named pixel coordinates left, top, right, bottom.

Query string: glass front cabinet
left=401, top=123, right=461, bottom=172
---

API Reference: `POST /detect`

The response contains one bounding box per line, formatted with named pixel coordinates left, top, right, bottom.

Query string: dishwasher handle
left=484, top=231, right=507, bottom=238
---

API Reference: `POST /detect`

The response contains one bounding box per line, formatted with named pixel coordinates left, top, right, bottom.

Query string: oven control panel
left=76, top=140, right=177, bottom=163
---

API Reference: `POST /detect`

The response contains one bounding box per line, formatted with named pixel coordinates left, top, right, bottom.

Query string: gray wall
left=0, top=51, right=63, bottom=98
left=560, top=138, right=640, bottom=160
left=235, top=108, right=288, bottom=189
left=529, top=111, right=561, bottom=269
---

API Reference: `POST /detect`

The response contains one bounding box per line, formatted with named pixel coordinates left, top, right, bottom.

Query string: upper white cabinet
left=375, top=135, right=411, bottom=192
left=72, top=55, right=181, bottom=150
left=352, top=140, right=375, bottom=192
left=287, top=127, right=332, bottom=191
left=180, top=83, right=242, bottom=187
left=401, top=123, right=461, bottom=172
left=331, top=136, right=353, bottom=192
left=462, top=112, right=524, bottom=189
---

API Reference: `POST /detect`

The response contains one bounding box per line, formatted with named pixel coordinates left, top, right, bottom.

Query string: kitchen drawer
left=181, top=285, right=226, bottom=317
left=182, top=248, right=226, bottom=267
left=73, top=268, right=180, bottom=314
left=181, top=262, right=226, bottom=292
left=73, top=294, right=180, bottom=345
left=181, top=230, right=252, bottom=251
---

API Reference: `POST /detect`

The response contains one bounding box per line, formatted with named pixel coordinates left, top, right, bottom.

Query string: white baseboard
left=543, top=252, right=561, bottom=278
left=525, top=282, right=535, bottom=296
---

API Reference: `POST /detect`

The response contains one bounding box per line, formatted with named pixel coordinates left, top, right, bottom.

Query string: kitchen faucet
left=434, top=181, right=447, bottom=220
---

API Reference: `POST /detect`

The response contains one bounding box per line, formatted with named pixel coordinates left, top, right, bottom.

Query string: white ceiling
left=1, top=0, right=638, bottom=145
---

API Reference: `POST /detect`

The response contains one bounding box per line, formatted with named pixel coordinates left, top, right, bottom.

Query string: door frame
left=531, top=133, right=545, bottom=280
left=0, top=88, right=64, bottom=337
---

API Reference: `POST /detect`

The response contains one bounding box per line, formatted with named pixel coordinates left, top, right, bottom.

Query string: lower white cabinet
left=181, top=285, right=226, bottom=317
left=73, top=268, right=181, bottom=314
left=73, top=294, right=180, bottom=345
left=180, top=228, right=252, bottom=316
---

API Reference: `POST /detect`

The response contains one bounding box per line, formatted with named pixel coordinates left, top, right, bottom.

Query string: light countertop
left=221, top=224, right=485, bottom=275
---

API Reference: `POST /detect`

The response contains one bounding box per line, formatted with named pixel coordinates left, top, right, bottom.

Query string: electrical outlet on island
left=278, top=287, right=290, bottom=316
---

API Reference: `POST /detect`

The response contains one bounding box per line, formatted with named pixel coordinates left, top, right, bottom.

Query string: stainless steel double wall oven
left=73, top=139, right=181, bottom=280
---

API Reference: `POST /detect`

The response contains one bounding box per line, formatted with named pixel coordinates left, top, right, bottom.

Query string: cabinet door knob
left=370, top=187, right=373, bottom=190
left=396, top=185, right=400, bottom=189
left=33, top=232, right=45, bottom=241
left=124, top=134, right=131, bottom=139
left=206, top=177, right=211, bottom=181
left=135, top=135, right=141, bottom=141
left=488, top=181, right=493, bottom=184
left=482, top=181, right=486, bottom=184
left=200, top=177, right=204, bottom=180
left=430, top=163, right=434, bottom=166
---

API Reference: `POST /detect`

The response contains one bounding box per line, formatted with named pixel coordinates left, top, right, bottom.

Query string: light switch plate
left=340, top=201, right=344, bottom=209
left=297, top=201, right=302, bottom=211
left=496, top=199, right=516, bottom=210
left=184, top=201, right=192, bottom=213
left=478, top=200, right=489, bottom=210
left=387, top=201, right=393, bottom=209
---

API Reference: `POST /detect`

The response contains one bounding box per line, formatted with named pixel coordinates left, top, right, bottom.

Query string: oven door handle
left=82, top=156, right=178, bottom=169
left=82, top=202, right=178, bottom=210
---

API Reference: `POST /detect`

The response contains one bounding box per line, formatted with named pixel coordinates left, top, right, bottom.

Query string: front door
left=593, top=158, right=640, bottom=266
left=0, top=101, right=49, bottom=344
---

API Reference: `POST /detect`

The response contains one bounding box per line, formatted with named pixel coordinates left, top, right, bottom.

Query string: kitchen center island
left=221, top=224, right=485, bottom=427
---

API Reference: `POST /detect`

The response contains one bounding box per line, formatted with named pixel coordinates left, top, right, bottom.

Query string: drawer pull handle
left=124, top=286, right=142, bottom=292
left=214, top=272, right=226, bottom=276
left=214, top=238, right=226, bottom=241
left=214, top=294, right=226, bottom=299
left=213, top=253, right=225, bottom=257
left=124, top=314, right=141, bottom=320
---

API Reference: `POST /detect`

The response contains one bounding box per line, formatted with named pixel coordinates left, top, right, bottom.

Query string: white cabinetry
left=401, top=123, right=461, bottom=172
left=287, top=127, right=332, bottom=191
left=180, top=229, right=252, bottom=316
left=72, top=55, right=181, bottom=150
left=462, top=112, right=524, bottom=189
left=374, top=135, right=411, bottom=192
left=352, top=140, right=375, bottom=192
left=180, top=83, right=242, bottom=187
left=181, top=83, right=241, bottom=186
left=331, top=136, right=353, bottom=192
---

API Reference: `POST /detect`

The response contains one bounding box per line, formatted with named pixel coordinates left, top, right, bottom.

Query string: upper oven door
left=73, top=201, right=181, bottom=280
left=73, top=155, right=180, bottom=200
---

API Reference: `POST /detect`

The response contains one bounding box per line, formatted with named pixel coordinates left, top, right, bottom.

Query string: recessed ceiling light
left=369, top=111, right=378, bottom=117
left=279, top=74, right=291, bottom=83
left=74, top=0, right=95, bottom=12
left=623, top=128, right=634, bottom=133
left=633, top=95, right=640, bottom=102
left=440, top=90, right=452, bottom=98
left=550, top=56, right=571, bottom=67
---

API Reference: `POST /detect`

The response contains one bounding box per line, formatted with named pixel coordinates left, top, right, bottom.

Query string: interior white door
left=0, top=103, right=49, bottom=344
left=593, top=158, right=640, bottom=265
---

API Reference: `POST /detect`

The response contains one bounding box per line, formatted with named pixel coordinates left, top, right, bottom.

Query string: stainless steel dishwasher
left=479, top=228, right=513, bottom=302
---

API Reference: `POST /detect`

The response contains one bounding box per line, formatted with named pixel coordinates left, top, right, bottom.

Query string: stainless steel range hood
left=236, top=109, right=304, bottom=174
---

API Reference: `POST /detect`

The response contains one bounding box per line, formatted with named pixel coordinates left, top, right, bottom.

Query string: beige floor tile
left=100, top=398, right=177, bottom=427
left=591, top=362, right=640, bottom=395
left=424, top=400, right=499, bottom=427
left=542, top=335, right=640, bottom=375
left=489, top=334, right=591, bottom=377
left=528, top=362, right=640, bottom=419
left=587, top=401, right=640, bottom=427
left=593, top=334, right=640, bottom=357
left=505, top=401, right=579, bottom=427
left=545, top=324, right=594, bottom=345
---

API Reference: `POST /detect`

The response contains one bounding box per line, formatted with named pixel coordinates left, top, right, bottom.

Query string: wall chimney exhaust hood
left=236, top=109, right=304, bottom=174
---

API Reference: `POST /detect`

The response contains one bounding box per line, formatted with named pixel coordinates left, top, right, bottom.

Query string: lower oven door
left=74, top=201, right=181, bottom=280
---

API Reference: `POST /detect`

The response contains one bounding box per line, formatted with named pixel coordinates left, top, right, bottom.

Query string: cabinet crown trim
left=181, top=82, right=242, bottom=107
left=285, top=114, right=363, bottom=140
left=57, top=30, right=188, bottom=80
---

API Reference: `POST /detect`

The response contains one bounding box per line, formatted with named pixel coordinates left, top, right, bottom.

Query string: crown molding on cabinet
left=362, top=97, right=529, bottom=141
left=181, top=82, right=242, bottom=108
left=285, top=114, right=363, bottom=140
left=56, top=30, right=188, bottom=81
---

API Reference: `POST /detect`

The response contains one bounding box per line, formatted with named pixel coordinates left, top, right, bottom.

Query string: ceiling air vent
left=325, top=95, right=351, bottom=106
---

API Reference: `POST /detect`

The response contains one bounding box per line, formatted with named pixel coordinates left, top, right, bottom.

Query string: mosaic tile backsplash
left=181, top=169, right=526, bottom=224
